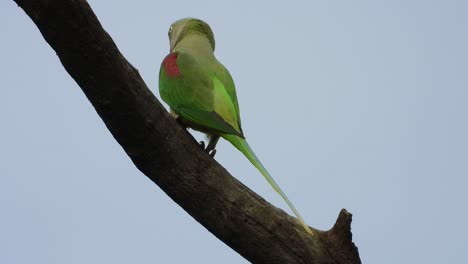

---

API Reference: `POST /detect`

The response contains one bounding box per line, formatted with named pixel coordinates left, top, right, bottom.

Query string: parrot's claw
left=198, top=141, right=206, bottom=149
left=208, top=149, right=217, bottom=157
left=198, top=141, right=216, bottom=157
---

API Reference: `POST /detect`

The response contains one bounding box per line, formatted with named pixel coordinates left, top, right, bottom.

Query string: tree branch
left=13, top=0, right=361, bottom=263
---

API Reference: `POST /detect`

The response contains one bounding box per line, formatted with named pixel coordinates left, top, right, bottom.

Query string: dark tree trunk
left=13, top=1, right=361, bottom=263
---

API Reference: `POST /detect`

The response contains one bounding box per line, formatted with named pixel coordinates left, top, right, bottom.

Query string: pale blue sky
left=1, top=1, right=467, bottom=263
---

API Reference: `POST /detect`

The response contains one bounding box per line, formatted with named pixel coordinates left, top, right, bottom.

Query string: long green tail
left=222, top=134, right=314, bottom=236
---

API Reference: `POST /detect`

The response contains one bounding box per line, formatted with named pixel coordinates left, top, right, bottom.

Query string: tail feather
left=222, top=134, right=313, bottom=236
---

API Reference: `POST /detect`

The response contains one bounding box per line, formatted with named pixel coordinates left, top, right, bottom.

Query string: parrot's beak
left=169, top=39, right=175, bottom=52
left=169, top=30, right=180, bottom=53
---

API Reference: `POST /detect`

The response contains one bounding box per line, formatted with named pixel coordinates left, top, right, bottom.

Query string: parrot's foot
left=198, top=141, right=206, bottom=149
left=175, top=116, right=189, bottom=130
left=198, top=141, right=217, bottom=157
left=208, top=149, right=217, bottom=157
left=205, top=135, right=219, bottom=158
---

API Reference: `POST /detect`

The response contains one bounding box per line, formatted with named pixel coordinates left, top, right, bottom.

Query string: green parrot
left=159, top=18, right=313, bottom=236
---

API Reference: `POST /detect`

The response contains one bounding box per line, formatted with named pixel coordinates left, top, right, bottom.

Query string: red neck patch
left=162, top=53, right=181, bottom=77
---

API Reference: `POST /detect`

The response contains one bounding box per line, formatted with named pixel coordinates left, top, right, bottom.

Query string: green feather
left=159, top=18, right=313, bottom=236
left=223, top=134, right=313, bottom=235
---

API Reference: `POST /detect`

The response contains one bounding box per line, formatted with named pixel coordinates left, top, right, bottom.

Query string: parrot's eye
left=168, top=26, right=173, bottom=36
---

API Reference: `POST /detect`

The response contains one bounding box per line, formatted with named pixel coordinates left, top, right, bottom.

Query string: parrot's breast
left=162, top=53, right=181, bottom=77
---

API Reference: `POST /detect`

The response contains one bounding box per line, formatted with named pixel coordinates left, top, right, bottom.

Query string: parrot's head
left=168, top=18, right=215, bottom=52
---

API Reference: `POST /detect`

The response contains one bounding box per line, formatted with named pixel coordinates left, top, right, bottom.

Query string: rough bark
left=13, top=1, right=361, bottom=263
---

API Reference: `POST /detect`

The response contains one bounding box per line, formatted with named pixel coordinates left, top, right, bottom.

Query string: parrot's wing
left=159, top=52, right=243, bottom=137
left=176, top=107, right=243, bottom=136
left=214, top=64, right=242, bottom=130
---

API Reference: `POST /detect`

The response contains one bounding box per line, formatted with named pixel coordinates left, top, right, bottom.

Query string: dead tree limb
left=13, top=1, right=361, bottom=263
